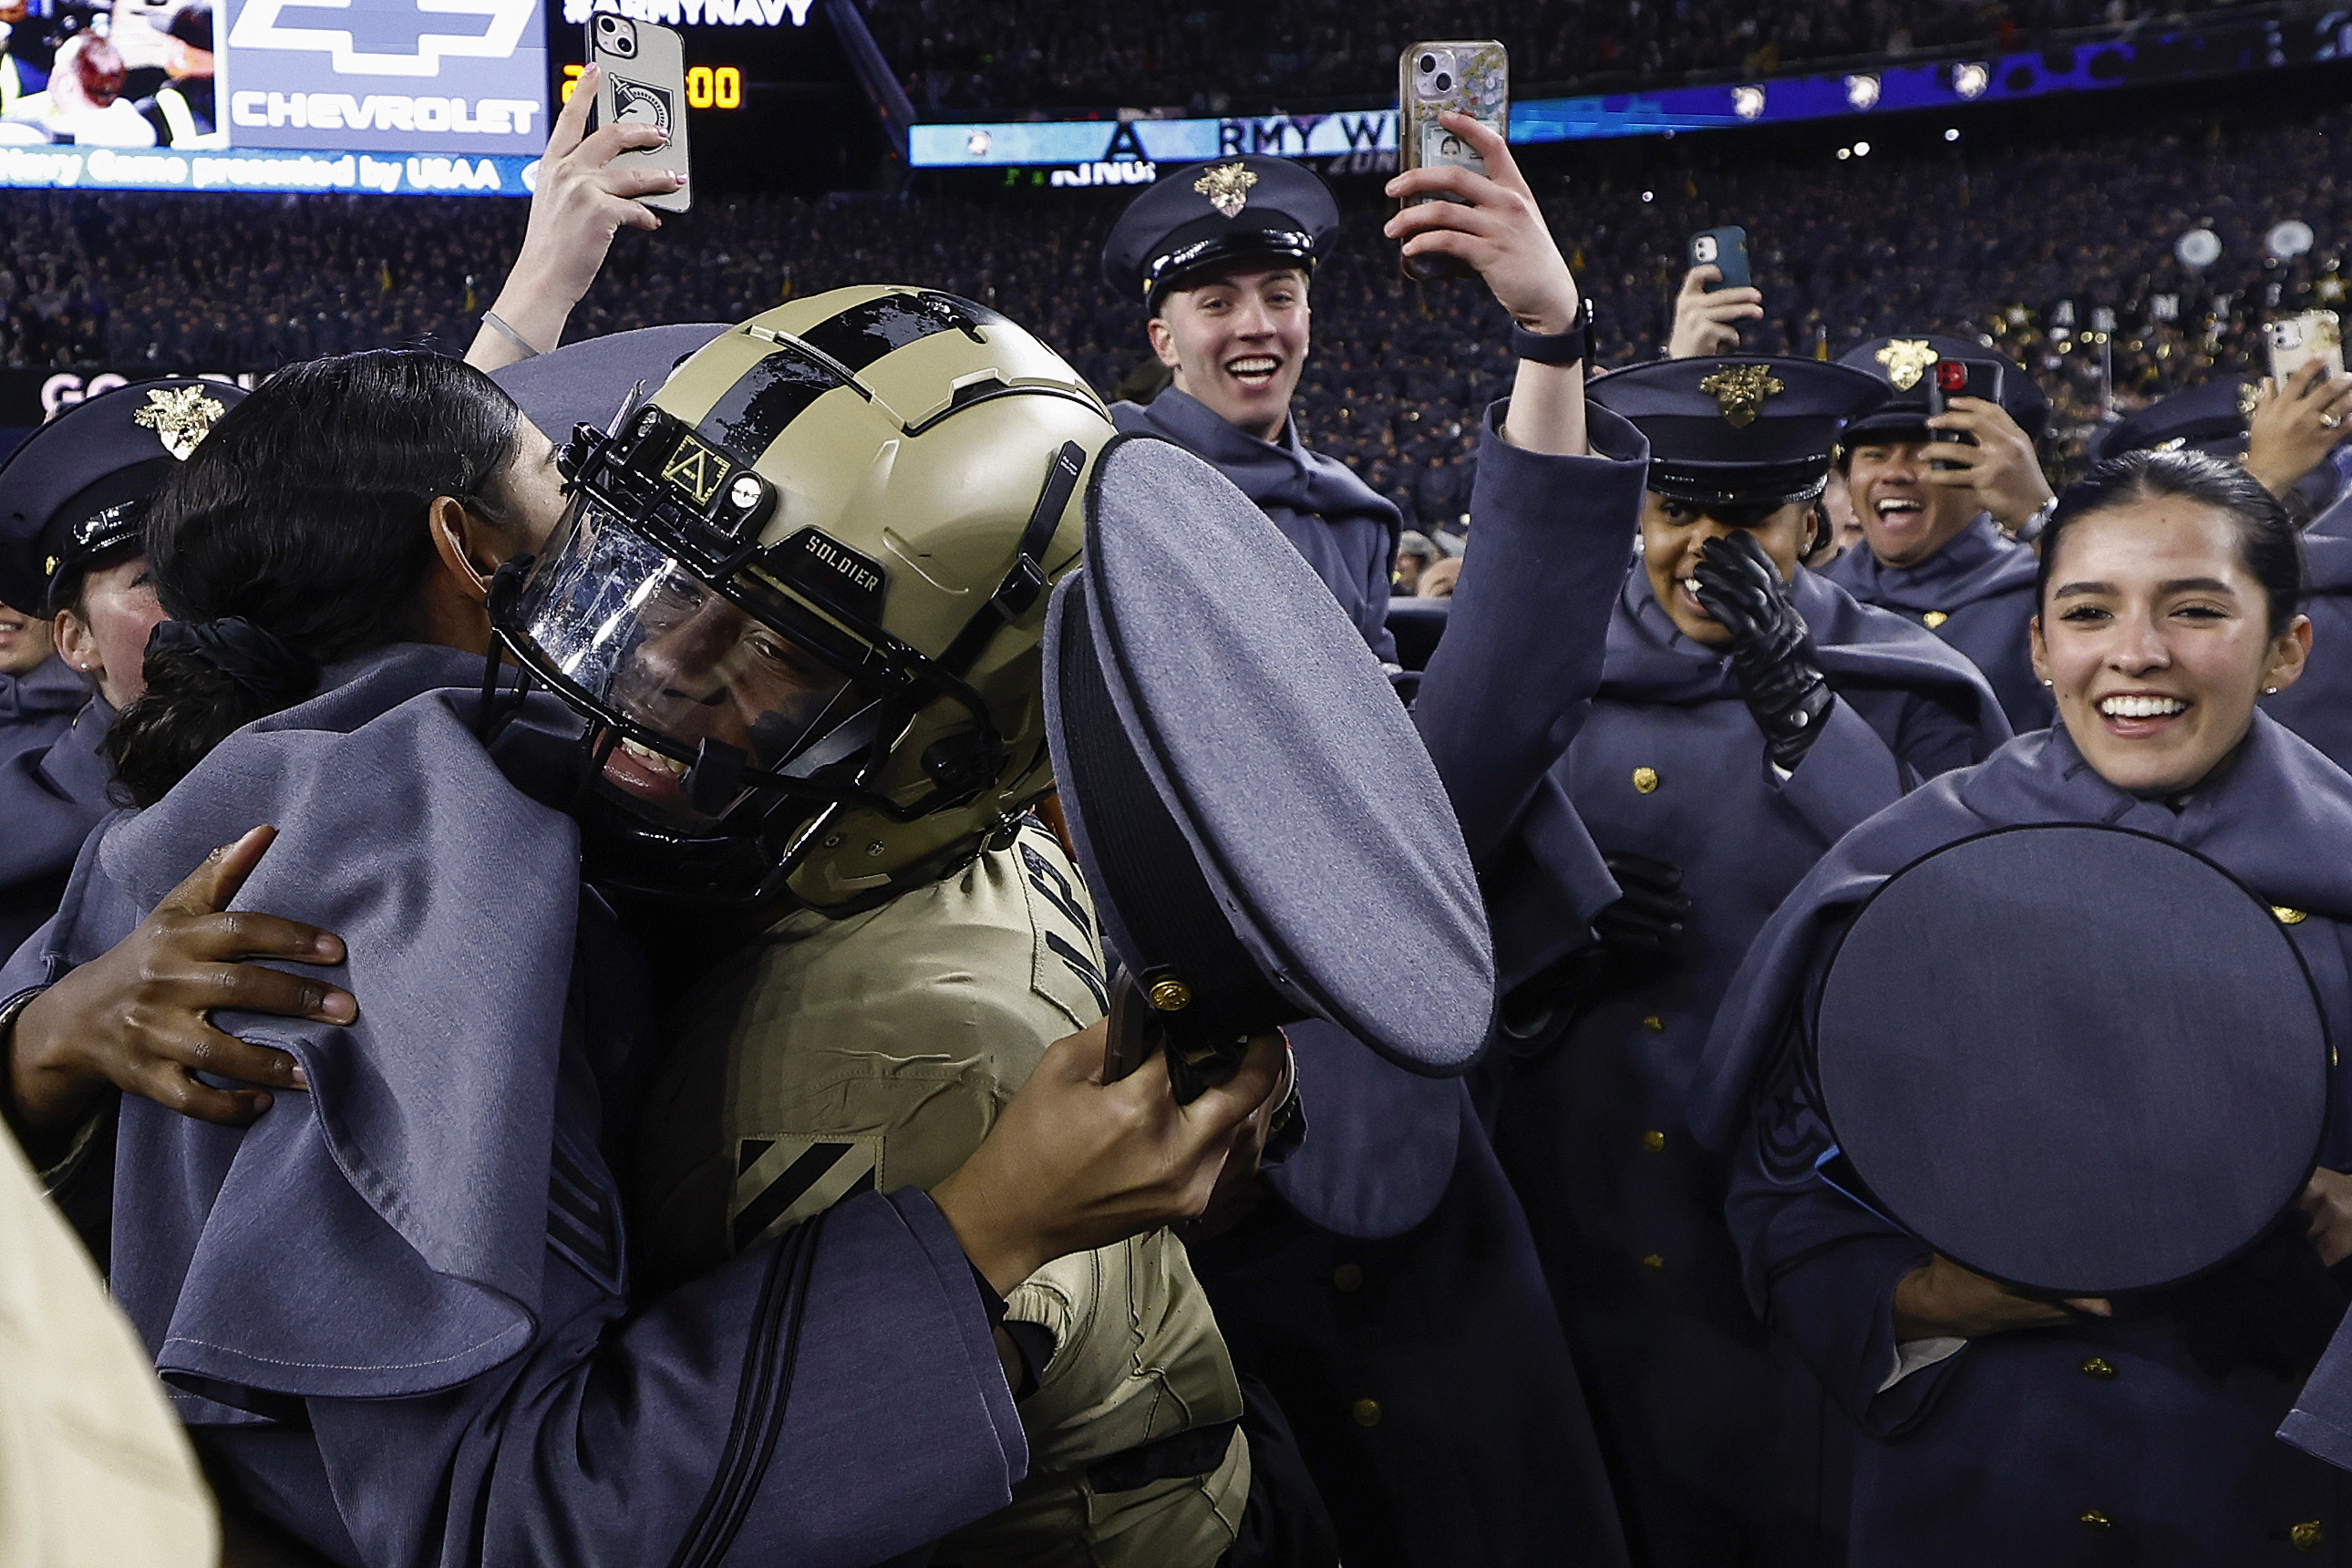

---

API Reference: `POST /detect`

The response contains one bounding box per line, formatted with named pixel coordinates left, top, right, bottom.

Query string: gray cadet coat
left=1113, top=387, right=1403, bottom=662
left=1707, top=720, right=2352, bottom=1566
left=1491, top=566, right=2008, bottom=1568
left=1821, top=515, right=2055, bottom=733
left=0, top=693, right=116, bottom=959
left=0, top=654, right=84, bottom=762
left=2261, top=491, right=2352, bottom=772
left=4, top=645, right=1040, bottom=1568
left=1178, top=397, right=1651, bottom=1568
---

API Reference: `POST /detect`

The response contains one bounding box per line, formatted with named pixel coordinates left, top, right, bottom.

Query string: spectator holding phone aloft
left=1099, top=114, right=1649, bottom=1568
left=1821, top=334, right=2058, bottom=730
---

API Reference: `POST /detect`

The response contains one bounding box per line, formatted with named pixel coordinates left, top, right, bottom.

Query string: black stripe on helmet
left=798, top=291, right=1005, bottom=375
left=696, top=346, right=846, bottom=459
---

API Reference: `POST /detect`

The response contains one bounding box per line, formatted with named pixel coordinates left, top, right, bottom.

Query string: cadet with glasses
left=0, top=348, right=1285, bottom=1568
left=1698, top=449, right=2352, bottom=1563
left=1488, top=356, right=2008, bottom=1568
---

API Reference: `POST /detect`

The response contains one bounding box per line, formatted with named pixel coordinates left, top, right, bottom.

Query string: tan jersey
left=632, top=820, right=1248, bottom=1565
left=0, top=1127, right=218, bottom=1567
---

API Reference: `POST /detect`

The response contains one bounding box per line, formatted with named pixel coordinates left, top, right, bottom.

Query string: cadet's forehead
left=1169, top=262, right=1313, bottom=299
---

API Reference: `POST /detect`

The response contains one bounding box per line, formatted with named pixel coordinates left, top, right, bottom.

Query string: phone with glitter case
left=1398, top=40, right=1509, bottom=283
left=589, top=15, right=691, bottom=214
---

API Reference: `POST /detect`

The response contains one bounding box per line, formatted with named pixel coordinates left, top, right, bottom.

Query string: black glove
left=1692, top=530, right=1833, bottom=772
left=1499, top=852, right=1690, bottom=1049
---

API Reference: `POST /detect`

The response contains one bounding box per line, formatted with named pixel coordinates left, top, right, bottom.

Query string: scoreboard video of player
left=0, top=0, right=872, bottom=194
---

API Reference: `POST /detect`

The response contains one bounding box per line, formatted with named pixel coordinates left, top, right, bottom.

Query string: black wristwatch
left=1510, top=295, right=1596, bottom=367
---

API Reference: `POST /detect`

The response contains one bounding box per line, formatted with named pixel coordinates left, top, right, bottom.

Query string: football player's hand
left=1667, top=266, right=1765, bottom=359
left=932, top=1020, right=1287, bottom=1293
left=465, top=64, right=686, bottom=374
left=6, top=827, right=351, bottom=1161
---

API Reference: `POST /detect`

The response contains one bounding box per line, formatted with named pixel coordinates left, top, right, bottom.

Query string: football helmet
left=490, top=286, right=1114, bottom=909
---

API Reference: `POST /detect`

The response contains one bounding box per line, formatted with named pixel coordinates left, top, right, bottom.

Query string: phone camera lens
left=1434, top=72, right=1452, bottom=90
left=1418, top=54, right=1436, bottom=72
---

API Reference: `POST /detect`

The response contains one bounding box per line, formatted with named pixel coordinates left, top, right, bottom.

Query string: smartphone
left=2267, top=311, right=2346, bottom=387
left=1926, top=358, right=2004, bottom=469
left=1689, top=227, right=1750, bottom=291
left=1398, top=39, right=1509, bottom=283
left=589, top=15, right=691, bottom=214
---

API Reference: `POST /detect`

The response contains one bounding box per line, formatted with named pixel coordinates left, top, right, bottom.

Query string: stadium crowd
left=3, top=96, right=2342, bottom=525
left=867, top=0, right=2198, bottom=112
left=13, top=39, right=2352, bottom=1568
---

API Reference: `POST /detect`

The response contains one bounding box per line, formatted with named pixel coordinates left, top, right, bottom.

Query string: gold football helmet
left=491, top=287, right=1114, bottom=909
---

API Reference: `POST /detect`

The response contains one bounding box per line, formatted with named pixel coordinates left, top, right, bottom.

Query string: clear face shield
left=507, top=491, right=879, bottom=831
left=485, top=404, right=1016, bottom=904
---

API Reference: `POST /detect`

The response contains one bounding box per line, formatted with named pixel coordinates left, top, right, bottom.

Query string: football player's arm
left=463, top=68, right=683, bottom=373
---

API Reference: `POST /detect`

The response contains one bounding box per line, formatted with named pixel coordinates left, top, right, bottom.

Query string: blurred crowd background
left=866, top=0, right=2192, bottom=114
left=2, top=88, right=2341, bottom=530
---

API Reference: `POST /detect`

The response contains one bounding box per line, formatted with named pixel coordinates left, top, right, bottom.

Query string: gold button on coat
left=1641, top=1253, right=1666, bottom=1271
left=1332, top=1264, right=1364, bottom=1293
left=1923, top=610, right=1950, bottom=630
left=2079, top=1357, right=2117, bottom=1379
left=2293, top=1521, right=2326, bottom=1553
left=1351, top=1398, right=1383, bottom=1428
left=2275, top=906, right=2310, bottom=925
left=1632, top=767, right=1660, bottom=794
left=1642, top=1016, right=1666, bottom=1034
left=1643, top=1130, right=1666, bottom=1152
left=2079, top=1510, right=2113, bottom=1531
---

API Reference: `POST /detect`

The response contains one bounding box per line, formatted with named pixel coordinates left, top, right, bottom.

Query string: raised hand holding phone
left=462, top=62, right=684, bottom=372
left=1384, top=108, right=1587, bottom=457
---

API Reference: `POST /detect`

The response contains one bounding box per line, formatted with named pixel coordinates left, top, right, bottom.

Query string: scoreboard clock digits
left=562, top=65, right=742, bottom=107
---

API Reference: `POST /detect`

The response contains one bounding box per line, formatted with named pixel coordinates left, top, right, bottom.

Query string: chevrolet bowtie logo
left=227, top=0, right=537, bottom=77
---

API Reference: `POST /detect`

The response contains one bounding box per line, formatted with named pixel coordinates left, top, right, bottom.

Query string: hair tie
left=148, top=616, right=318, bottom=704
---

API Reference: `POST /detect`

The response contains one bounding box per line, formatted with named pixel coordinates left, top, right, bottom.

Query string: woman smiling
left=1693, top=449, right=2352, bottom=1563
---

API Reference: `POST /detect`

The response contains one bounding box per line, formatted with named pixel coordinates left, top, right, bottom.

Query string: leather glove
left=1692, top=530, right=1833, bottom=772
left=1499, top=852, right=1690, bottom=1048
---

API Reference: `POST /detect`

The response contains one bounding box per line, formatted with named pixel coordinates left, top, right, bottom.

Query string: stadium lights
left=1733, top=86, right=1766, bottom=119
left=1954, top=62, right=1990, bottom=99
left=1836, top=148, right=1851, bottom=160
left=1642, top=190, right=1655, bottom=201
left=1945, top=128, right=1960, bottom=142
left=1854, top=140, right=1871, bottom=156
left=1845, top=74, right=1881, bottom=110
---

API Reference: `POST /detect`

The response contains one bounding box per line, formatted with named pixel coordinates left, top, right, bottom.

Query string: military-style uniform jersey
left=631, top=819, right=1249, bottom=1566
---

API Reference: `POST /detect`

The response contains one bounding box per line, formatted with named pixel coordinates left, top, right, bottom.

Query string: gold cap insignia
left=132, top=385, right=227, bottom=460
left=1698, top=363, right=1785, bottom=428
left=1194, top=161, right=1257, bottom=220
left=1874, top=338, right=1937, bottom=392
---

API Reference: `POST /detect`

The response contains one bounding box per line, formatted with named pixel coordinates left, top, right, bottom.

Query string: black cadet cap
left=1044, top=434, right=1495, bottom=1088
left=1100, top=155, right=1339, bottom=310
left=490, top=322, right=727, bottom=447
left=2092, top=376, right=2254, bottom=465
left=1589, top=356, right=1888, bottom=509
left=1810, top=824, right=2329, bottom=1297
left=0, top=377, right=244, bottom=614
left=1839, top=333, right=2050, bottom=446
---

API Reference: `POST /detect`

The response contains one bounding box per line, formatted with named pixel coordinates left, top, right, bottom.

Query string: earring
left=2264, top=685, right=2280, bottom=695
left=2040, top=678, right=2053, bottom=687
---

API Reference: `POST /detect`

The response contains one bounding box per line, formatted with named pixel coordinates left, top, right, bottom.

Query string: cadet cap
left=1100, top=155, right=1338, bottom=310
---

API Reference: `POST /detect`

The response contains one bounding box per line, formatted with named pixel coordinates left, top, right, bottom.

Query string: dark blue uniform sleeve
left=1363, top=548, right=1399, bottom=664
left=205, top=1188, right=1026, bottom=1568
left=1726, top=1042, right=1949, bottom=1441
left=1411, top=402, right=1647, bottom=868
